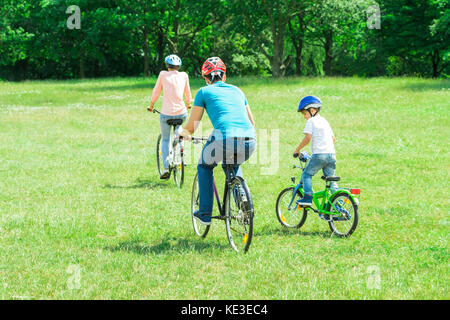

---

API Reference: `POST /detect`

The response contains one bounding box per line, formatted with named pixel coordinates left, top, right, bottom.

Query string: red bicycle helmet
left=201, top=57, right=226, bottom=77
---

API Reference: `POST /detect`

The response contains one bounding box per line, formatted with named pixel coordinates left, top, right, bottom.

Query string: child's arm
left=294, top=133, right=311, bottom=156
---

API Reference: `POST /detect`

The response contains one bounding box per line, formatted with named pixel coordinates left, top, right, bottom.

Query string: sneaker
left=297, top=195, right=313, bottom=207
left=193, top=210, right=211, bottom=226
left=160, top=169, right=170, bottom=180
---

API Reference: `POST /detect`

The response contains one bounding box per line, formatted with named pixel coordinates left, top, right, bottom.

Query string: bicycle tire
left=275, top=187, right=307, bottom=229
left=191, top=173, right=210, bottom=238
left=326, top=191, right=359, bottom=237
left=173, top=140, right=184, bottom=188
left=224, top=176, right=254, bottom=253
left=156, top=134, right=163, bottom=176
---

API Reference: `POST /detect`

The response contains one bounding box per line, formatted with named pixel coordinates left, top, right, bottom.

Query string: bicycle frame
left=213, top=179, right=222, bottom=215
left=191, top=136, right=251, bottom=227
left=287, top=156, right=359, bottom=216
left=212, top=165, right=236, bottom=220
left=287, top=183, right=341, bottom=216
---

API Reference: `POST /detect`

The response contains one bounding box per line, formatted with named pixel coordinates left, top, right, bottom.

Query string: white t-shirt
left=303, top=115, right=335, bottom=154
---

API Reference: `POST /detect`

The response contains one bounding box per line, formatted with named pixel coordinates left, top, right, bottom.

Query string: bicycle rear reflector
left=350, top=188, right=360, bottom=195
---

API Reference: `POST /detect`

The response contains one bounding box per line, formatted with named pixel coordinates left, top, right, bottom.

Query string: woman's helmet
left=201, top=57, right=226, bottom=79
left=165, top=54, right=182, bottom=67
left=297, top=95, right=322, bottom=112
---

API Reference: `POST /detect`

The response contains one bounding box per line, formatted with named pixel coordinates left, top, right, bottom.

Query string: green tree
left=381, top=0, right=449, bottom=77
left=305, top=0, right=369, bottom=76
left=233, top=0, right=307, bottom=77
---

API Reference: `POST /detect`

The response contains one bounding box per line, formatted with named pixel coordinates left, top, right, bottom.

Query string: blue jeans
left=159, top=113, right=187, bottom=169
left=197, top=135, right=256, bottom=215
left=301, top=153, right=338, bottom=196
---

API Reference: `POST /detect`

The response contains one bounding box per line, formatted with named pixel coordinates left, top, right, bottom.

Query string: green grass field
left=0, top=76, right=449, bottom=299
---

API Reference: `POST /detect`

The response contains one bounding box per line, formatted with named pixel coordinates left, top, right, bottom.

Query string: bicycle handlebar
left=293, top=151, right=311, bottom=163
left=191, top=136, right=209, bottom=144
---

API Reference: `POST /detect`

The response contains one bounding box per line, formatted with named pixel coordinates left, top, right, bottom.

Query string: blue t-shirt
left=194, top=82, right=256, bottom=140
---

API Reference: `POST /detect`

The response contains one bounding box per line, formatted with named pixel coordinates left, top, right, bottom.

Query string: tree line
left=0, top=0, right=448, bottom=80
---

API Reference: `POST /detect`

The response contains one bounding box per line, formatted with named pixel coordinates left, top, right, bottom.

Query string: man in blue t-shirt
left=179, top=57, right=256, bottom=225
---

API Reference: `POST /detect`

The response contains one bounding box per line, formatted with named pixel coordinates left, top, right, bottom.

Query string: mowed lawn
left=0, top=76, right=448, bottom=299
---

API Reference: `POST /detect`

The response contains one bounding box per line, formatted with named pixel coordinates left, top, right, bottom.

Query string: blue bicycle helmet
left=298, top=95, right=322, bottom=112
left=165, top=54, right=182, bottom=66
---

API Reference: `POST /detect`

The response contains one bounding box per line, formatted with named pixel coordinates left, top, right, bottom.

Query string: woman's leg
left=159, top=114, right=171, bottom=170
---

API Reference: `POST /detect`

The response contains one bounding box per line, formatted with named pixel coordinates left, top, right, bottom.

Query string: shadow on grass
left=255, top=226, right=331, bottom=239
left=103, top=177, right=170, bottom=189
left=401, top=81, right=449, bottom=92
left=105, top=235, right=229, bottom=255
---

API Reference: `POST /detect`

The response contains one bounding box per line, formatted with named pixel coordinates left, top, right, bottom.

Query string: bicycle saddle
left=321, top=176, right=340, bottom=182
left=166, top=119, right=183, bottom=126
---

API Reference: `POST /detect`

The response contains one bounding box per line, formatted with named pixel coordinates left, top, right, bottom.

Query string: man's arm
left=246, top=104, right=255, bottom=127
left=179, top=106, right=204, bottom=139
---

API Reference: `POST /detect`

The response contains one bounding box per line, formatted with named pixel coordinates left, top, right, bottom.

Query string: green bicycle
left=275, top=152, right=360, bottom=237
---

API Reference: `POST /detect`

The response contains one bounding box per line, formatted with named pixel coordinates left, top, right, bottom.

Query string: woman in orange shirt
left=147, top=54, right=193, bottom=179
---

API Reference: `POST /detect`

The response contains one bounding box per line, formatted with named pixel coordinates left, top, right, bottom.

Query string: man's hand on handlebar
left=176, top=127, right=192, bottom=141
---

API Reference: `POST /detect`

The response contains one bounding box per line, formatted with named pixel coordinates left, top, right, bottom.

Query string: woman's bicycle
left=153, top=109, right=184, bottom=188
left=275, top=152, right=360, bottom=237
left=190, top=137, right=255, bottom=253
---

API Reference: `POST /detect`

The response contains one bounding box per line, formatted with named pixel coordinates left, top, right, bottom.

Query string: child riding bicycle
left=147, top=54, right=193, bottom=179
left=293, top=95, right=338, bottom=206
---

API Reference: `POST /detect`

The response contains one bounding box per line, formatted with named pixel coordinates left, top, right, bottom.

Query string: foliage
left=0, top=0, right=448, bottom=79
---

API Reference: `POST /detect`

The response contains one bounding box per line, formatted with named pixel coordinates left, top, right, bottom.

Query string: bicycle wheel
left=275, top=187, right=307, bottom=228
left=156, top=134, right=163, bottom=176
left=224, top=176, right=254, bottom=253
left=326, top=192, right=358, bottom=237
left=191, top=173, right=210, bottom=238
left=172, top=140, right=184, bottom=188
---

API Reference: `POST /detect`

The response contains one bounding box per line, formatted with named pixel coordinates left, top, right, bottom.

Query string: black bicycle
left=153, top=109, right=185, bottom=187
left=190, top=137, right=255, bottom=253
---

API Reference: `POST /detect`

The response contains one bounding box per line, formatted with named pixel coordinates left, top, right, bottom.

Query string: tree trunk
left=79, top=47, right=85, bottom=79
left=143, top=26, right=150, bottom=77
left=289, top=15, right=304, bottom=76
left=431, top=50, right=440, bottom=78
left=156, top=29, right=165, bottom=71
left=323, top=29, right=333, bottom=76
left=271, top=31, right=285, bottom=77
left=295, top=43, right=303, bottom=76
